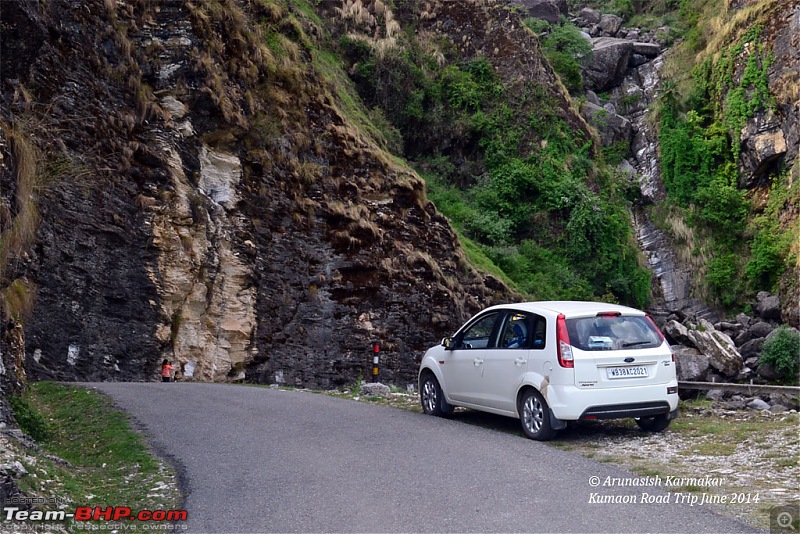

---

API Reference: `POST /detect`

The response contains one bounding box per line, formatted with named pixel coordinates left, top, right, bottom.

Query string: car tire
left=635, top=414, right=671, bottom=432
left=519, top=389, right=557, bottom=441
left=419, top=372, right=453, bottom=417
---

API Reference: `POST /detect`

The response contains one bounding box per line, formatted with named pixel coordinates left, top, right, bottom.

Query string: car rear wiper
left=622, top=340, right=653, bottom=348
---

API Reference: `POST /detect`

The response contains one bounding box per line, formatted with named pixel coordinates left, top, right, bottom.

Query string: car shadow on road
left=446, top=409, right=647, bottom=443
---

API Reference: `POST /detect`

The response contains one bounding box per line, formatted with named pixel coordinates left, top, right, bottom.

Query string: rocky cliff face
left=544, top=0, right=800, bottom=326
left=1, top=0, right=554, bottom=389
left=759, top=0, right=800, bottom=327
left=701, top=0, right=800, bottom=327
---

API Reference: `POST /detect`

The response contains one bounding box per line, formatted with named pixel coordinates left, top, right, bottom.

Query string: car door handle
left=515, top=358, right=526, bottom=366
left=473, top=358, right=484, bottom=366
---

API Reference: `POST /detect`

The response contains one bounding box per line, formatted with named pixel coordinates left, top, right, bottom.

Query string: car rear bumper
left=579, top=401, right=672, bottom=419
left=546, top=383, right=679, bottom=421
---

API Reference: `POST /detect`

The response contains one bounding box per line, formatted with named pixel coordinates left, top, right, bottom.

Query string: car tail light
left=595, top=311, right=621, bottom=317
left=556, top=314, right=573, bottom=368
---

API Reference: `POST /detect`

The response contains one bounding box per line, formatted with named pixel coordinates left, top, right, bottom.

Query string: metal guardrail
left=679, top=381, right=800, bottom=396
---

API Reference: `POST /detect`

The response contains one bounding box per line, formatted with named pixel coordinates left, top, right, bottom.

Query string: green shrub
left=745, top=230, right=782, bottom=290
left=9, top=394, right=51, bottom=442
left=475, top=159, right=540, bottom=231
left=463, top=57, right=504, bottom=100
left=368, top=107, right=404, bottom=154
left=541, top=22, right=592, bottom=93
left=438, top=65, right=482, bottom=110
left=659, top=103, right=730, bottom=207
left=523, top=17, right=550, bottom=35
left=693, top=168, right=747, bottom=239
left=464, top=211, right=515, bottom=245
left=705, top=253, right=738, bottom=307
left=610, top=0, right=635, bottom=19
left=542, top=22, right=592, bottom=62
left=759, top=327, right=800, bottom=383
left=601, top=140, right=630, bottom=166
left=545, top=52, right=585, bottom=92
left=485, top=242, right=596, bottom=301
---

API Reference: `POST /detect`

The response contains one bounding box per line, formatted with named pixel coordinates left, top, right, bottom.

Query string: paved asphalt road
left=88, top=382, right=758, bottom=533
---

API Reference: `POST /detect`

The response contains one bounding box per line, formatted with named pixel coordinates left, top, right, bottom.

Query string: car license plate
left=607, top=366, right=648, bottom=379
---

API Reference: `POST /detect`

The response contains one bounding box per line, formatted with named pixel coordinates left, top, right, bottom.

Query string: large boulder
left=576, top=7, right=601, bottom=26
left=738, top=337, right=765, bottom=359
left=672, top=346, right=709, bottom=381
left=780, top=272, right=800, bottom=329
left=736, top=313, right=753, bottom=328
left=733, top=329, right=753, bottom=347
left=756, top=363, right=781, bottom=381
left=770, top=393, right=800, bottom=411
left=579, top=101, right=632, bottom=147
left=584, top=37, right=633, bottom=92
left=664, top=320, right=692, bottom=346
left=512, top=0, right=568, bottom=24
left=687, top=319, right=743, bottom=377
left=747, top=398, right=771, bottom=411
left=632, top=42, right=661, bottom=57
left=755, top=291, right=782, bottom=320
left=749, top=321, right=775, bottom=339
left=736, top=366, right=754, bottom=380
left=629, top=54, right=650, bottom=68
left=595, top=14, right=623, bottom=37
left=716, top=321, right=743, bottom=335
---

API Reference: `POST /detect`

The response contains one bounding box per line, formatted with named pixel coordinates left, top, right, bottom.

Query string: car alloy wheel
left=422, top=378, right=438, bottom=414
left=523, top=395, right=544, bottom=434
left=519, top=389, right=556, bottom=440
left=419, top=373, right=452, bottom=417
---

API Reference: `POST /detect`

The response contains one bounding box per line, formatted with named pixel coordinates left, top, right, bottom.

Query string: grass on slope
left=7, top=382, right=181, bottom=530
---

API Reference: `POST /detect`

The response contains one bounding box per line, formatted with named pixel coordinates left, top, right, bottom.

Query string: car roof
left=485, top=301, right=646, bottom=318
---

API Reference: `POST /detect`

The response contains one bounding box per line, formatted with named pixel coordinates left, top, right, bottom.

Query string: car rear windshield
left=565, top=315, right=662, bottom=351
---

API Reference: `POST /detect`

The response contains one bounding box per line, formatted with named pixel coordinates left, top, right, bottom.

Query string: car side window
left=500, top=313, right=530, bottom=349
left=498, top=312, right=546, bottom=349
left=459, top=313, right=499, bottom=349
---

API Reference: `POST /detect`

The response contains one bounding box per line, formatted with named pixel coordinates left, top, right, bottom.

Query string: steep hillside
left=654, top=0, right=799, bottom=322
left=321, top=0, right=652, bottom=307
left=2, top=0, right=608, bottom=389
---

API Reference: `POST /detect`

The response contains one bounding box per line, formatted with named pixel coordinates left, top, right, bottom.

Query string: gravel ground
left=551, top=405, right=800, bottom=529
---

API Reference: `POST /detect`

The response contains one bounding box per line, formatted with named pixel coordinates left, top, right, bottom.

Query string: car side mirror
left=441, top=337, right=455, bottom=350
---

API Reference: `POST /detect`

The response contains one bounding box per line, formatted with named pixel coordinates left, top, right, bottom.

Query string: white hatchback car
left=418, top=301, right=679, bottom=440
